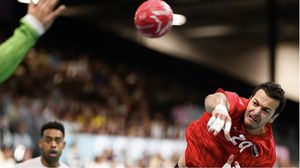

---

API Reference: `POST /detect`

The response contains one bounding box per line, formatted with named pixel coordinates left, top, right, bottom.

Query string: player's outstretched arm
left=0, top=0, right=65, bottom=84
left=205, top=92, right=232, bottom=141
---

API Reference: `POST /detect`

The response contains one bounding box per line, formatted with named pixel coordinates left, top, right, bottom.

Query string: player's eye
left=44, top=137, right=63, bottom=144
left=253, top=100, right=259, bottom=106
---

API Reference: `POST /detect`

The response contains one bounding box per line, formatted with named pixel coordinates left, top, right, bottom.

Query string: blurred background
left=0, top=0, right=298, bottom=167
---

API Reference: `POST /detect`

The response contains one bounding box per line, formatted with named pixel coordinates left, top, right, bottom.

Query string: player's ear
left=63, top=141, right=66, bottom=149
left=269, top=113, right=279, bottom=123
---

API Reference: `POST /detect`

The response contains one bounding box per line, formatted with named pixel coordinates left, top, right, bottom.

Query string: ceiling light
left=172, top=14, right=186, bottom=26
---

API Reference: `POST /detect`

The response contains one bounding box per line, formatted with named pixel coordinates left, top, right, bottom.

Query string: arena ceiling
left=61, top=0, right=298, bottom=49
left=61, top=0, right=298, bottom=102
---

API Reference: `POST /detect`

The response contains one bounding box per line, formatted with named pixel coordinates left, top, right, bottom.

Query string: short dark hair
left=251, top=81, right=286, bottom=115
left=40, top=121, right=65, bottom=137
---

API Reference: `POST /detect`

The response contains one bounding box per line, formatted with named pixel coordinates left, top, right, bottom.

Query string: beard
left=243, top=115, right=265, bottom=135
left=41, top=150, right=61, bottom=167
left=244, top=120, right=257, bottom=130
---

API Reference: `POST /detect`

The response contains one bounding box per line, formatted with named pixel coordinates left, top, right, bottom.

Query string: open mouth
left=249, top=115, right=258, bottom=124
left=49, top=150, right=58, bottom=157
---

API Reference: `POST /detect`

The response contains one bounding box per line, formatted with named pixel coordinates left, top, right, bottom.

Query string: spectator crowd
left=0, top=47, right=297, bottom=167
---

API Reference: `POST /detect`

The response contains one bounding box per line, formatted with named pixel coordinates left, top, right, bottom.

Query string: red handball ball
left=134, top=0, right=173, bottom=38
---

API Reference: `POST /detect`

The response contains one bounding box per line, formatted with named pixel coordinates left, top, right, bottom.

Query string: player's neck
left=246, top=127, right=266, bottom=135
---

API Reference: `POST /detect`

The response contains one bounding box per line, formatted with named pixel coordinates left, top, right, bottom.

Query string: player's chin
left=244, top=117, right=257, bottom=128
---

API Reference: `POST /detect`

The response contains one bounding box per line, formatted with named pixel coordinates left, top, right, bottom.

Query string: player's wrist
left=23, top=14, right=45, bottom=36
left=214, top=104, right=228, bottom=115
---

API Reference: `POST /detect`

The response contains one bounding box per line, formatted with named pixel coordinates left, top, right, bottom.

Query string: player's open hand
left=28, top=0, right=66, bottom=30
left=222, top=154, right=240, bottom=168
left=207, top=104, right=232, bottom=141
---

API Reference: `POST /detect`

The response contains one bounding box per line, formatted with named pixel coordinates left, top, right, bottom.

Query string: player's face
left=244, top=89, right=279, bottom=135
left=39, top=129, right=65, bottom=166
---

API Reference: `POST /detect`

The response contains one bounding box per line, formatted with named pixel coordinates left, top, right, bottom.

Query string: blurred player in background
left=15, top=121, right=69, bottom=168
left=177, top=81, right=286, bottom=167
left=0, top=0, right=65, bottom=84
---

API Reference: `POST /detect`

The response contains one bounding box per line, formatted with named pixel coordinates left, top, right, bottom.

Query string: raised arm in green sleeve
left=0, top=17, right=40, bottom=84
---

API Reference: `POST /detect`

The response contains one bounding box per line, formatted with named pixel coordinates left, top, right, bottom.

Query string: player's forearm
left=0, top=15, right=40, bottom=84
left=178, top=154, right=186, bottom=168
left=206, top=92, right=232, bottom=140
left=204, top=92, right=229, bottom=113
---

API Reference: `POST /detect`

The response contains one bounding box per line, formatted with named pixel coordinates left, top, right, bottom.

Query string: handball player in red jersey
left=176, top=81, right=286, bottom=167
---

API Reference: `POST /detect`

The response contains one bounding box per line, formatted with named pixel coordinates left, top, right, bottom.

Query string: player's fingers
left=212, top=119, right=225, bottom=135
left=51, top=4, right=66, bottom=17
left=234, top=161, right=240, bottom=168
left=207, top=116, right=216, bottom=128
left=27, top=0, right=39, bottom=9
left=209, top=116, right=224, bottom=135
left=45, top=0, right=60, bottom=9
left=224, top=120, right=232, bottom=141
left=36, top=0, right=46, bottom=6
left=209, top=117, right=220, bottom=132
left=227, top=154, right=234, bottom=164
left=31, top=0, right=39, bottom=5
left=222, top=154, right=234, bottom=168
left=28, top=0, right=35, bottom=8
left=222, top=163, right=231, bottom=168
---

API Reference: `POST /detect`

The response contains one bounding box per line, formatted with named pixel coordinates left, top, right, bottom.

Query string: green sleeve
left=0, top=17, right=40, bottom=84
